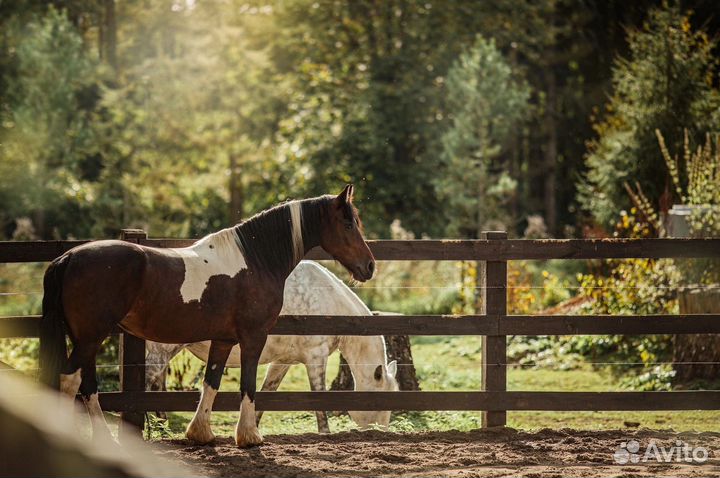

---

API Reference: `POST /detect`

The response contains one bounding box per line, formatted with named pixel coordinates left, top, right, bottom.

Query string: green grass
left=141, top=336, right=720, bottom=439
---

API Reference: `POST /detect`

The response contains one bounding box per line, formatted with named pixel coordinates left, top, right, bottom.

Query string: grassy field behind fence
left=138, top=336, right=720, bottom=439
left=2, top=259, right=718, bottom=438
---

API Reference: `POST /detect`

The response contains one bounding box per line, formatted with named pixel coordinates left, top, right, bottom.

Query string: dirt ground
left=153, top=428, right=720, bottom=477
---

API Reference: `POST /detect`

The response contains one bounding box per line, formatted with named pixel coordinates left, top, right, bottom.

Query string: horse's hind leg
left=59, top=367, right=82, bottom=399
left=78, top=348, right=114, bottom=442
left=59, top=340, right=111, bottom=440
left=62, top=339, right=113, bottom=441
left=255, top=363, right=291, bottom=427
left=146, top=342, right=187, bottom=420
left=58, top=341, right=98, bottom=405
left=305, top=359, right=330, bottom=433
left=186, top=340, right=234, bottom=444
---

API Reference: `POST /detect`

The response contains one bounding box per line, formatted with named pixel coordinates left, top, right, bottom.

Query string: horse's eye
left=345, top=222, right=353, bottom=230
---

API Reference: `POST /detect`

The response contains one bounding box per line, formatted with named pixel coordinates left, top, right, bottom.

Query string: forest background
left=1, top=0, right=719, bottom=433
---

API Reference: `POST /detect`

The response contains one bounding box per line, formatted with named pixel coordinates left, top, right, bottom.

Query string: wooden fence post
left=480, top=231, right=508, bottom=427
left=118, top=229, right=147, bottom=441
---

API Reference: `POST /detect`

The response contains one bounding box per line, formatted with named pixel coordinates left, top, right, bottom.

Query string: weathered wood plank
left=500, top=238, right=720, bottom=260
left=481, top=231, right=508, bottom=427
left=308, top=238, right=720, bottom=260
left=272, top=315, right=498, bottom=336
left=1, top=237, right=719, bottom=263
left=119, top=333, right=146, bottom=440
left=142, top=238, right=195, bottom=249
left=3, top=314, right=720, bottom=338
left=500, top=314, right=720, bottom=335
left=0, top=316, right=41, bottom=338
left=97, top=390, right=720, bottom=412
left=0, top=240, right=91, bottom=263
left=118, top=229, right=148, bottom=440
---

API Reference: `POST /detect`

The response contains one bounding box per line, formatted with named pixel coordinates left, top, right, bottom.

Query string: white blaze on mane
left=172, top=227, right=247, bottom=303
left=288, top=201, right=304, bottom=264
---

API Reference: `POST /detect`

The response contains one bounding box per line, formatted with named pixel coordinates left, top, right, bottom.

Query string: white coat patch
left=172, top=228, right=247, bottom=303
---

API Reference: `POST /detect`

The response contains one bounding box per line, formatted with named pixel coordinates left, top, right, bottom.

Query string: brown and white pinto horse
left=39, top=185, right=374, bottom=447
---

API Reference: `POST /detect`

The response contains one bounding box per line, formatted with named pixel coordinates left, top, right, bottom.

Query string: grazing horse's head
left=321, top=185, right=375, bottom=282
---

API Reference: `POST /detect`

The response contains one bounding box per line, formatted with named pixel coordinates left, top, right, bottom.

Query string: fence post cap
left=481, top=231, right=507, bottom=239
left=120, top=229, right=148, bottom=240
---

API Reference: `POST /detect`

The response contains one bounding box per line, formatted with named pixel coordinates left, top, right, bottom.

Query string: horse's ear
left=374, top=364, right=383, bottom=381
left=387, top=360, right=397, bottom=378
left=337, top=184, right=354, bottom=205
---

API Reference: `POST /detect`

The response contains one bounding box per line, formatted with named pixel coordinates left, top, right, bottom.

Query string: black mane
left=234, top=196, right=330, bottom=279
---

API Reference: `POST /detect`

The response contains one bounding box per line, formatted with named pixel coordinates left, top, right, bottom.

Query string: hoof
left=235, top=426, right=263, bottom=448
left=92, top=427, right=117, bottom=446
left=186, top=422, right=215, bottom=445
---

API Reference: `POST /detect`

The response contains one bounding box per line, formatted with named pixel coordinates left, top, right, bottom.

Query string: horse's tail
left=39, top=254, right=70, bottom=389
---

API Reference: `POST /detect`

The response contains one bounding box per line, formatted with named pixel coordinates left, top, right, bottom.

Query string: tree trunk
left=384, top=335, right=421, bottom=391
left=673, top=287, right=720, bottom=384
left=543, top=68, right=557, bottom=236
left=330, top=354, right=354, bottom=390
left=229, top=156, right=244, bottom=224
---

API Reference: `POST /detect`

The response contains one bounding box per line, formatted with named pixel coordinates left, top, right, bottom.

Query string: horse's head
left=348, top=360, right=398, bottom=429
left=320, top=185, right=375, bottom=282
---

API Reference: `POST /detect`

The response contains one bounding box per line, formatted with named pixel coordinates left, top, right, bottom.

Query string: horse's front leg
left=186, top=340, right=234, bottom=444
left=305, top=358, right=330, bottom=433
left=235, top=333, right=268, bottom=447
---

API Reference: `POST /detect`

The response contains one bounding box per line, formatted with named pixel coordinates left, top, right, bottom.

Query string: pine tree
left=579, top=3, right=720, bottom=226
left=435, top=36, right=529, bottom=237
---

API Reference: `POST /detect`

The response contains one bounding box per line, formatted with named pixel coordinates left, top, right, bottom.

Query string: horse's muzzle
left=352, top=259, right=375, bottom=282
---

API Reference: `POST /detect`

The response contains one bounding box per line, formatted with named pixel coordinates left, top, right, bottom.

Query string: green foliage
left=653, top=129, right=720, bottom=282
left=577, top=257, right=680, bottom=316
left=351, top=220, right=460, bottom=315
left=89, top=2, right=284, bottom=238
left=579, top=3, right=720, bottom=226
left=165, top=350, right=205, bottom=391
left=435, top=35, right=529, bottom=236
left=268, top=1, right=512, bottom=237
left=659, top=130, right=720, bottom=225
left=567, top=207, right=683, bottom=390
left=145, top=413, right=174, bottom=441
left=0, top=7, right=101, bottom=237
left=1, top=2, right=288, bottom=240
left=1, top=1, right=717, bottom=242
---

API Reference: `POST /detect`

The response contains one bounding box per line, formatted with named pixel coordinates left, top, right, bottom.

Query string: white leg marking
left=83, top=392, right=114, bottom=442
left=59, top=369, right=82, bottom=424
left=59, top=368, right=82, bottom=397
left=186, top=382, right=217, bottom=444
left=235, top=395, right=263, bottom=447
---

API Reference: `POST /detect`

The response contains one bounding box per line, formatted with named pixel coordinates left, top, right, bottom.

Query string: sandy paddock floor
left=154, top=428, right=720, bottom=477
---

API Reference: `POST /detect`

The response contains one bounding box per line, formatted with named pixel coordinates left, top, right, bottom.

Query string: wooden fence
left=1, top=229, right=719, bottom=440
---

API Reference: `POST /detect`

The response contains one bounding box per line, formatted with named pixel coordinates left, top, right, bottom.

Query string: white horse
left=145, top=260, right=398, bottom=433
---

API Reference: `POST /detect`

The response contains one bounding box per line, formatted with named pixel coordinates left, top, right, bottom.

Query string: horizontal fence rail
left=95, top=391, right=720, bottom=412
left=1, top=232, right=719, bottom=441
left=1, top=237, right=719, bottom=263
left=3, top=314, right=720, bottom=339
